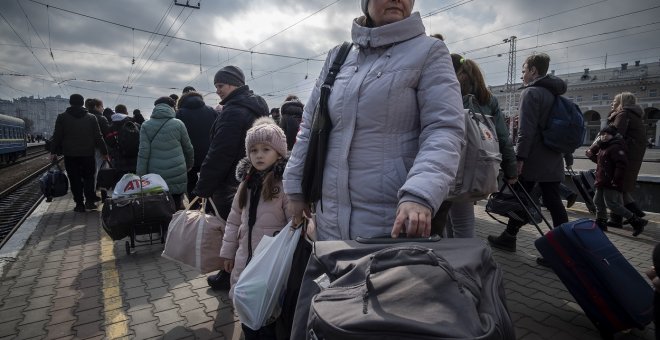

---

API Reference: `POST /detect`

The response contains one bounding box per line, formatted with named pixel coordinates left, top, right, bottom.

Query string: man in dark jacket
left=50, top=94, right=109, bottom=212
left=488, top=53, right=569, bottom=254
left=175, top=90, right=218, bottom=202
left=193, top=66, right=268, bottom=290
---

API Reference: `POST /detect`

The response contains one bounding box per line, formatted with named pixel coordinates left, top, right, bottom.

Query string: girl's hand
left=221, top=258, right=234, bottom=273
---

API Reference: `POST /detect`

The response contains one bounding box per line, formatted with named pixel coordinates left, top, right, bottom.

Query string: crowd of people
left=47, top=0, right=654, bottom=338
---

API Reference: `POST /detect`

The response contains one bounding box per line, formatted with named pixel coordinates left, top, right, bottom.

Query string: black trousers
left=64, top=156, right=96, bottom=205
left=506, top=180, right=569, bottom=234
left=186, top=166, right=201, bottom=201
left=241, top=322, right=276, bottom=340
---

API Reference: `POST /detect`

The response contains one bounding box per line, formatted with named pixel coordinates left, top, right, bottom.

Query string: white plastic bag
left=233, top=222, right=301, bottom=330
left=112, top=173, right=169, bottom=198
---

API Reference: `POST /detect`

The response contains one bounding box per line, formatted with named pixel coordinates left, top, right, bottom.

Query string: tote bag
left=162, top=197, right=225, bottom=274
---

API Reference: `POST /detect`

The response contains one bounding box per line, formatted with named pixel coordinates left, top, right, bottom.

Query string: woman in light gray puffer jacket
left=283, top=0, right=464, bottom=240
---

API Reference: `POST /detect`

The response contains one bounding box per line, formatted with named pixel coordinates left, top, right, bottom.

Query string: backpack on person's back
left=105, top=120, right=140, bottom=157
left=541, top=95, right=586, bottom=154
left=447, top=94, right=501, bottom=202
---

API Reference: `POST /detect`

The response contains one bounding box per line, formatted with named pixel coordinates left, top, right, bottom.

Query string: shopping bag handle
left=185, top=196, right=221, bottom=217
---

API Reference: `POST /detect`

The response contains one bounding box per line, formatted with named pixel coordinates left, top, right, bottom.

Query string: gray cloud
left=1, top=0, right=658, bottom=115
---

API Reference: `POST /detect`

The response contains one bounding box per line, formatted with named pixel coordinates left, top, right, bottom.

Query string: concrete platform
left=0, top=194, right=657, bottom=339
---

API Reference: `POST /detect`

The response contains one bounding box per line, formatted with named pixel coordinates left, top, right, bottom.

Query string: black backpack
left=541, top=96, right=586, bottom=154
left=116, top=121, right=140, bottom=157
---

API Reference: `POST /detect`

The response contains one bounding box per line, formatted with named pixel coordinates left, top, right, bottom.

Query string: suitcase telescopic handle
left=505, top=182, right=553, bottom=237
left=355, top=233, right=441, bottom=244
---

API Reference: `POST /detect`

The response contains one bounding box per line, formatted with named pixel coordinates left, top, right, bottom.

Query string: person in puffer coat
left=588, top=125, right=647, bottom=236
left=136, top=97, right=194, bottom=210
left=175, top=91, right=218, bottom=202
left=284, top=0, right=464, bottom=240
left=218, top=118, right=290, bottom=337
left=278, top=95, right=304, bottom=150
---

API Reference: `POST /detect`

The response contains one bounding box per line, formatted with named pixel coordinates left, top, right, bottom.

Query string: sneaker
left=207, top=270, right=231, bottom=290
left=487, top=231, right=517, bottom=252
left=85, top=201, right=98, bottom=210
left=73, top=204, right=86, bottom=212
left=595, top=218, right=608, bottom=232
left=566, top=193, right=577, bottom=208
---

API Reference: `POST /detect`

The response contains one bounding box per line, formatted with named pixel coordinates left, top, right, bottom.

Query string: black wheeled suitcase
left=504, top=182, right=654, bottom=338
left=291, top=236, right=515, bottom=340
left=569, top=169, right=596, bottom=213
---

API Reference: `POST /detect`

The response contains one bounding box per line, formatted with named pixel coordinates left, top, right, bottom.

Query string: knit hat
left=600, top=125, right=618, bottom=136
left=214, top=65, right=245, bottom=87
left=182, top=86, right=196, bottom=93
left=69, top=94, right=84, bottom=107
left=245, top=117, right=287, bottom=160
left=154, top=96, right=176, bottom=108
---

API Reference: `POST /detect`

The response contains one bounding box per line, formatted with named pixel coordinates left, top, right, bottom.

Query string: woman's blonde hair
left=613, top=92, right=637, bottom=111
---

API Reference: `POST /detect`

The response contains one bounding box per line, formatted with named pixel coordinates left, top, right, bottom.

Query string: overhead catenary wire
left=26, top=0, right=325, bottom=62
left=0, top=8, right=65, bottom=97
left=16, top=0, right=68, bottom=93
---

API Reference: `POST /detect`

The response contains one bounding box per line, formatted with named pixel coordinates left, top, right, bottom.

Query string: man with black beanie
left=50, top=94, right=109, bottom=212
left=193, top=65, right=268, bottom=290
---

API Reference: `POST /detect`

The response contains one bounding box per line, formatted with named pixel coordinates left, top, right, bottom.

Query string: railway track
left=0, top=145, right=49, bottom=169
left=0, top=160, right=56, bottom=248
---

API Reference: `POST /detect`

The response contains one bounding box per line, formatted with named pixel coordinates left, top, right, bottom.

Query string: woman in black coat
left=278, top=95, right=304, bottom=150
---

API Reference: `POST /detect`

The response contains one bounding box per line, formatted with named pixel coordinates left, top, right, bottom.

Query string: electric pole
left=503, top=36, right=517, bottom=139
left=174, top=0, right=200, bottom=9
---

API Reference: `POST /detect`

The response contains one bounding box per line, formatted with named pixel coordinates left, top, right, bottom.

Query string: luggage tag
left=314, top=273, right=331, bottom=290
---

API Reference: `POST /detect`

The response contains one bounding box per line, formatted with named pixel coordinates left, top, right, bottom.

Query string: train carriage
left=0, top=113, right=27, bottom=163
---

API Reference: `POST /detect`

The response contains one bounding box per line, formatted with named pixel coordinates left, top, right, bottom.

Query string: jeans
left=446, top=201, right=475, bottom=238
left=594, top=187, right=633, bottom=221
left=64, top=156, right=96, bottom=205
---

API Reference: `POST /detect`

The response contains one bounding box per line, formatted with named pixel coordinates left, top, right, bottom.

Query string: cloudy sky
left=1, top=0, right=659, bottom=116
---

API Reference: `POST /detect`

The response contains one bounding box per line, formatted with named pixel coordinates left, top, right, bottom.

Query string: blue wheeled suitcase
left=534, top=219, right=654, bottom=334
left=504, top=182, right=654, bottom=337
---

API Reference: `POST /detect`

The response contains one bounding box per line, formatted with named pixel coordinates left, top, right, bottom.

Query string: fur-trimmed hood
left=235, top=155, right=288, bottom=182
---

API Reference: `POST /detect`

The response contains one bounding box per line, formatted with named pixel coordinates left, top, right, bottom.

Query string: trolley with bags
left=101, top=173, right=176, bottom=255
left=492, top=181, right=654, bottom=339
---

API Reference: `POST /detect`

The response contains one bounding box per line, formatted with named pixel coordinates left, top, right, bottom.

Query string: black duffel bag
left=485, top=184, right=542, bottom=225
left=101, top=192, right=176, bottom=241
left=40, top=163, right=69, bottom=198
